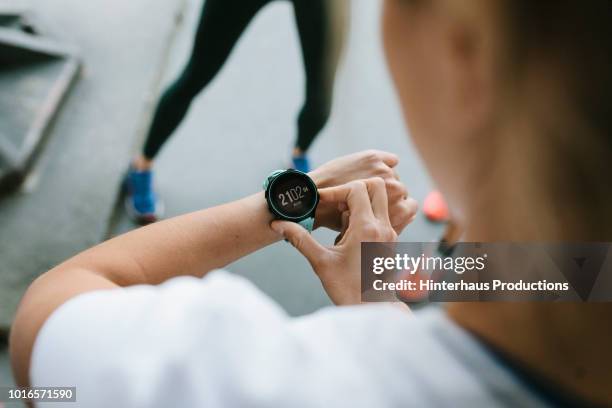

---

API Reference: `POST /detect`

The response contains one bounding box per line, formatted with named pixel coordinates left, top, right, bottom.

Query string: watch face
left=269, top=171, right=318, bottom=219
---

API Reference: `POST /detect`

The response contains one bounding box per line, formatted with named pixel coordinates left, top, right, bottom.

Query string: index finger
left=319, top=181, right=374, bottom=221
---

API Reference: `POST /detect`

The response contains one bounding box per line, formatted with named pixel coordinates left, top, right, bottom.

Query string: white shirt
left=31, top=270, right=550, bottom=407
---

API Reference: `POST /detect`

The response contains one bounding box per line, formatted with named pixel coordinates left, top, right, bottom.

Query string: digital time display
left=269, top=172, right=318, bottom=218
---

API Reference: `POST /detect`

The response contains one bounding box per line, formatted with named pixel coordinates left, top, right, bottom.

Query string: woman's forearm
left=59, top=192, right=279, bottom=286
left=11, top=191, right=281, bottom=388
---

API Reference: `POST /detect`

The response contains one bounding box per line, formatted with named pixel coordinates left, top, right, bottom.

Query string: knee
left=168, top=66, right=211, bottom=101
left=300, top=90, right=333, bottom=126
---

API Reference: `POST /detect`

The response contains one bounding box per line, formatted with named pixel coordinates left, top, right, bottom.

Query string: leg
left=142, top=0, right=269, bottom=160
left=126, top=0, right=268, bottom=223
left=292, top=0, right=349, bottom=154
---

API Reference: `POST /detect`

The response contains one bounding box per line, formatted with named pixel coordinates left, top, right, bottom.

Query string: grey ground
left=0, top=0, right=442, bottom=392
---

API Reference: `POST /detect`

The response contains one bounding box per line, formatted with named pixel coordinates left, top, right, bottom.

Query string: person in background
left=125, top=0, right=349, bottom=223
left=10, top=0, right=612, bottom=407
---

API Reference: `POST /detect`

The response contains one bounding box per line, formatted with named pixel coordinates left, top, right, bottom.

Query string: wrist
left=308, top=169, right=330, bottom=189
left=309, top=172, right=338, bottom=230
left=263, top=170, right=319, bottom=232
left=242, top=192, right=286, bottom=245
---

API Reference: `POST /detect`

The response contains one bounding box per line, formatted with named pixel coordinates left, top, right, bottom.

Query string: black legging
left=143, top=0, right=347, bottom=160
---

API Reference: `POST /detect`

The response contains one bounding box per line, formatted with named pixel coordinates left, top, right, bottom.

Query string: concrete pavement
left=0, top=0, right=186, bottom=330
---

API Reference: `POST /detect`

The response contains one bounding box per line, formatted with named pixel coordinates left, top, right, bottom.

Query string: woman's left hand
left=309, top=150, right=418, bottom=234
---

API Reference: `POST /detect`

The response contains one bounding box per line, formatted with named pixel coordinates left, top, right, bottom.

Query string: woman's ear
left=442, top=5, right=496, bottom=138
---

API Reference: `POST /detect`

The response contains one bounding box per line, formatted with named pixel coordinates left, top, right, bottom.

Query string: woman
left=126, top=0, right=349, bottom=223
left=11, top=0, right=612, bottom=406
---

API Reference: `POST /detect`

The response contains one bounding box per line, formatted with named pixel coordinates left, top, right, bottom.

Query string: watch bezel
left=265, top=169, right=319, bottom=222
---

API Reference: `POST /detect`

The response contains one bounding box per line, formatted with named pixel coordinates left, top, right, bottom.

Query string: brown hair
left=502, top=0, right=612, bottom=238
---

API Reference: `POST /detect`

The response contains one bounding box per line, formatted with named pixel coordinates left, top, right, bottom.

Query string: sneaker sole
left=124, top=196, right=165, bottom=225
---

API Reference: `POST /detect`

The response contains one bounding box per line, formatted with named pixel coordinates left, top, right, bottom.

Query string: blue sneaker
left=124, top=167, right=163, bottom=224
left=291, top=155, right=311, bottom=173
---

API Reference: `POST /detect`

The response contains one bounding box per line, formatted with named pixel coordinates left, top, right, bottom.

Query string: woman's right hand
left=271, top=178, right=398, bottom=305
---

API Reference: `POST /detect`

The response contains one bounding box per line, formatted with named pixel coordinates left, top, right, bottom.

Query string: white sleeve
left=30, top=271, right=310, bottom=407
left=30, top=270, right=414, bottom=408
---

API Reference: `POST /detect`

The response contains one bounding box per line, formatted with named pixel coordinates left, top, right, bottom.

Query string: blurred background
left=0, top=0, right=442, bottom=395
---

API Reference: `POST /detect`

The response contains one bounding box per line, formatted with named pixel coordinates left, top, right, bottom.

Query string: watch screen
left=270, top=171, right=317, bottom=218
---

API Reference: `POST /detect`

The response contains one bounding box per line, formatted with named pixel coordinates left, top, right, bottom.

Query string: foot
left=423, top=190, right=449, bottom=223
left=124, top=167, right=163, bottom=224
left=291, top=154, right=311, bottom=173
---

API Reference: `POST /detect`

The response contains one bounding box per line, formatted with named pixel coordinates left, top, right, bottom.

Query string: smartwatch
left=263, top=169, right=319, bottom=231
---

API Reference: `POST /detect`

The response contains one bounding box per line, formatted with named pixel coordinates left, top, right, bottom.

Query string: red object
left=423, top=190, right=449, bottom=222
left=396, top=269, right=430, bottom=302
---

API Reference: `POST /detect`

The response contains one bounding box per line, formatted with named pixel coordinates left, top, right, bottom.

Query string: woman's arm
left=10, top=192, right=277, bottom=388
left=10, top=150, right=415, bottom=388
left=63, top=192, right=280, bottom=286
